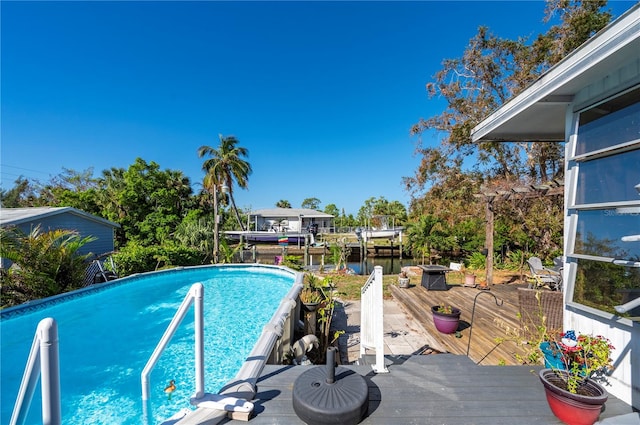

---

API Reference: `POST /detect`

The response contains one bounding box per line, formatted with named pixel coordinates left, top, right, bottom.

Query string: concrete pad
left=333, top=298, right=441, bottom=364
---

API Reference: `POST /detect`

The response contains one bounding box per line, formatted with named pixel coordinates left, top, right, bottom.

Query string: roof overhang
left=472, top=4, right=640, bottom=143
left=0, top=207, right=120, bottom=228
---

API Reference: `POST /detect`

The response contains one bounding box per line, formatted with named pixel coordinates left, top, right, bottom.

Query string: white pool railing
left=141, top=282, right=205, bottom=401
left=10, top=317, right=62, bottom=425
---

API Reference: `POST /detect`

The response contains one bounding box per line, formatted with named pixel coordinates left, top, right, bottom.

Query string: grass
left=321, top=269, right=523, bottom=301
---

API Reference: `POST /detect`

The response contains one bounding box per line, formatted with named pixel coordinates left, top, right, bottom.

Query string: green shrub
left=466, top=251, right=486, bottom=270
left=113, top=243, right=204, bottom=276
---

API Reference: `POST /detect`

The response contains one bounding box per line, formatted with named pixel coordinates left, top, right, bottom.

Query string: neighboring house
left=0, top=207, right=120, bottom=269
left=248, top=208, right=334, bottom=233
left=472, top=5, right=639, bottom=409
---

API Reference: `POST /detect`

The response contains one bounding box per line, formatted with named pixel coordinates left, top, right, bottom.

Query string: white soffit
left=472, top=4, right=640, bottom=143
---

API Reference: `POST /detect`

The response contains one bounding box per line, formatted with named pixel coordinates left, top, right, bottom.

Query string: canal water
left=254, top=253, right=421, bottom=275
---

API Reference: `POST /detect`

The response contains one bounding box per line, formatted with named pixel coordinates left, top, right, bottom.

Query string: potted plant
left=300, top=287, right=323, bottom=312
left=431, top=303, right=461, bottom=334
left=537, top=330, right=614, bottom=425
left=398, top=270, right=410, bottom=288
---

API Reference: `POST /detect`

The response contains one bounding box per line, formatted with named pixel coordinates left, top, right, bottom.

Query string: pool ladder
left=10, top=317, right=62, bottom=425
left=141, top=282, right=205, bottom=401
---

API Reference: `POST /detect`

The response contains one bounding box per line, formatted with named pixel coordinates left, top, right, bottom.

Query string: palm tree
left=406, top=215, right=443, bottom=265
left=198, top=135, right=251, bottom=229
left=0, top=225, right=95, bottom=307
left=198, top=135, right=252, bottom=262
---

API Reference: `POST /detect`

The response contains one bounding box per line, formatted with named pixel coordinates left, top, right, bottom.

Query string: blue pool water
left=0, top=265, right=295, bottom=425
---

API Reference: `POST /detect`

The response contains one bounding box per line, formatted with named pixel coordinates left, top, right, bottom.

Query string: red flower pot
left=431, top=305, right=461, bottom=334
left=538, top=369, right=608, bottom=425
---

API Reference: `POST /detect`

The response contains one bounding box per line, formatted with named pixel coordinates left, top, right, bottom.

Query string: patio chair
left=527, top=257, right=562, bottom=291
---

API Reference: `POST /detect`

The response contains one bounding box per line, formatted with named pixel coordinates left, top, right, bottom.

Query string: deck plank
left=390, top=280, right=533, bottom=365
left=236, top=355, right=633, bottom=424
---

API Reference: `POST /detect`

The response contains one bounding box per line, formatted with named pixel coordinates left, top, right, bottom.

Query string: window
left=569, top=86, right=640, bottom=316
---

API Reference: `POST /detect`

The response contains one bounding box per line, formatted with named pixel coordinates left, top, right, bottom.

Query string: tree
left=276, top=199, right=291, bottom=208
left=357, top=196, right=407, bottom=227
left=40, top=168, right=101, bottom=215
left=404, top=1, right=613, bottom=260
left=0, top=176, right=41, bottom=207
left=0, top=225, right=95, bottom=307
left=301, top=197, right=321, bottom=210
left=406, top=214, right=444, bottom=265
left=96, top=158, right=193, bottom=247
left=407, top=1, right=611, bottom=196
left=198, top=134, right=252, bottom=232
left=323, top=203, right=340, bottom=218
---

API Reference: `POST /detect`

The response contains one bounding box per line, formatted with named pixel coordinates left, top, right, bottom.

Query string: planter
left=538, top=369, right=608, bottom=425
left=431, top=305, right=461, bottom=334
left=302, top=302, right=320, bottom=312
left=398, top=277, right=410, bottom=288
left=464, top=274, right=476, bottom=287
left=540, top=342, right=566, bottom=370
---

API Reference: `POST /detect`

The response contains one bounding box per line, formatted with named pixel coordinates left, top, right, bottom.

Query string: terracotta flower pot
left=431, top=305, right=461, bottom=334
left=538, top=369, right=608, bottom=425
left=464, top=274, right=476, bottom=286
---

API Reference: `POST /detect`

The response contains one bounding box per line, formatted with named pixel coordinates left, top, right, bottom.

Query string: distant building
left=0, top=207, right=120, bottom=269
left=472, top=5, right=640, bottom=409
left=248, top=208, right=334, bottom=233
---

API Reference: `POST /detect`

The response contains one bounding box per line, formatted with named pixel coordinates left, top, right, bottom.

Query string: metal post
left=39, top=318, right=61, bottom=425
left=193, top=284, right=205, bottom=399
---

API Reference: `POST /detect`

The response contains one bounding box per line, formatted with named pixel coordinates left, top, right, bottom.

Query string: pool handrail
left=10, top=317, right=62, bottom=425
left=141, top=282, right=205, bottom=401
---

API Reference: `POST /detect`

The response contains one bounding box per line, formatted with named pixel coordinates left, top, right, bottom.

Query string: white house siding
left=564, top=71, right=639, bottom=407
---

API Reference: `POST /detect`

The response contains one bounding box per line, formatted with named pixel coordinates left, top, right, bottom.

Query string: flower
left=541, top=330, right=614, bottom=394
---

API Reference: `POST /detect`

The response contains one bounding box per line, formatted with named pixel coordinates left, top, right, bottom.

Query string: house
left=471, top=4, right=640, bottom=409
left=247, top=208, right=334, bottom=233
left=0, top=207, right=120, bottom=269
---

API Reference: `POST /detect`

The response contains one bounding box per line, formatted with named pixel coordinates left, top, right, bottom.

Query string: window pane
left=574, top=258, right=640, bottom=316
left=574, top=209, right=640, bottom=261
left=576, top=90, right=640, bottom=155
left=575, top=149, right=640, bottom=204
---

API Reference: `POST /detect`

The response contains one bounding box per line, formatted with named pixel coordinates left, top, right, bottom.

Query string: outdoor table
left=418, top=265, right=451, bottom=291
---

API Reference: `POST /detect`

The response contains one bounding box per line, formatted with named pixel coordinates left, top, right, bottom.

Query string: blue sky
left=1, top=1, right=635, bottom=215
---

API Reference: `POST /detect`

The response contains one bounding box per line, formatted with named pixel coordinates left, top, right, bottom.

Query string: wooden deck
left=237, top=355, right=633, bottom=424
left=390, top=279, right=537, bottom=366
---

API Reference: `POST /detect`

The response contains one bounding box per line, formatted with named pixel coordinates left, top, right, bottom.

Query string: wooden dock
left=390, top=280, right=533, bottom=366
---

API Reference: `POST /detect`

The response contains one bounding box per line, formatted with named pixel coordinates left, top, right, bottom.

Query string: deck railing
left=141, top=283, right=205, bottom=401
left=10, top=318, right=61, bottom=425
left=360, top=265, right=388, bottom=373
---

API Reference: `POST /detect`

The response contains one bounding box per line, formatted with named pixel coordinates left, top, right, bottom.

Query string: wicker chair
left=518, top=288, right=564, bottom=342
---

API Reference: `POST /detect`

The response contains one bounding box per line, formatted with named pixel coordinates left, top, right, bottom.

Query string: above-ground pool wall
left=220, top=268, right=303, bottom=400
left=267, top=295, right=301, bottom=365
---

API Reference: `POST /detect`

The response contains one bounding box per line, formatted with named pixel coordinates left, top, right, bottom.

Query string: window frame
left=565, top=85, right=640, bottom=320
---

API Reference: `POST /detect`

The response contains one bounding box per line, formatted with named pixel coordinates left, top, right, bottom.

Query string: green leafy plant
left=545, top=331, right=614, bottom=394
left=0, top=225, right=96, bottom=307
left=281, top=255, right=303, bottom=271
left=300, top=288, right=323, bottom=304
left=466, top=251, right=486, bottom=271
left=435, top=303, right=454, bottom=315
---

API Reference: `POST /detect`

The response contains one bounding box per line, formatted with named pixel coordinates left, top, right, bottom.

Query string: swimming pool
left=0, top=265, right=300, bottom=425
